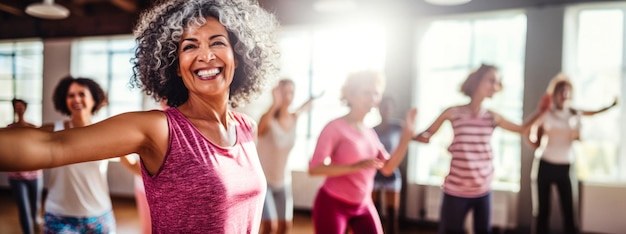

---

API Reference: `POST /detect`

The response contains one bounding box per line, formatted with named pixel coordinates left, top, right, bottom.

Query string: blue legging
left=44, top=211, right=115, bottom=234
left=9, top=178, right=42, bottom=234
left=439, top=192, right=492, bottom=234
left=262, top=184, right=293, bottom=221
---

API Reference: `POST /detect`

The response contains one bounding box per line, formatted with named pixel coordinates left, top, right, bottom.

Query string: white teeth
left=196, top=68, right=220, bottom=77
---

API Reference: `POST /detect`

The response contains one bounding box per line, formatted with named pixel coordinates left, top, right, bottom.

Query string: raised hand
left=539, top=93, right=552, bottom=113
left=271, top=85, right=283, bottom=106
left=403, top=108, right=418, bottom=136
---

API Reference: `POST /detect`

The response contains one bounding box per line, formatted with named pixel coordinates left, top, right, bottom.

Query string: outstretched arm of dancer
left=293, top=91, right=324, bottom=117
left=380, top=108, right=417, bottom=175
left=496, top=94, right=552, bottom=134
left=412, top=107, right=454, bottom=143
left=309, top=158, right=385, bottom=177
left=257, top=86, right=282, bottom=137
left=581, top=97, right=618, bottom=116
left=0, top=111, right=167, bottom=173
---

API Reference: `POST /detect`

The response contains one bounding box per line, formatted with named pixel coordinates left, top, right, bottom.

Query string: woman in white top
left=257, top=79, right=318, bottom=234
left=527, top=73, right=617, bottom=234
left=40, top=76, right=114, bottom=233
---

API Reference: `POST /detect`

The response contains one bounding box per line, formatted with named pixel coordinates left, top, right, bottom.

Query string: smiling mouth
left=69, top=104, right=87, bottom=112
left=195, top=68, right=222, bottom=80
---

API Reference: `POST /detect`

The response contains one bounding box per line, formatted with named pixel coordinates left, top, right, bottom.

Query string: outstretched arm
left=381, top=108, right=417, bottom=175
left=497, top=94, right=552, bottom=134
left=0, top=111, right=165, bottom=172
left=581, top=97, right=618, bottom=116
left=524, top=123, right=544, bottom=150
left=257, top=87, right=281, bottom=137
left=293, top=90, right=324, bottom=117
left=413, top=107, right=453, bottom=143
left=309, top=159, right=384, bottom=177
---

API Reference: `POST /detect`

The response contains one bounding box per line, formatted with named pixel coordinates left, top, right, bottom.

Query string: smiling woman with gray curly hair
left=131, top=0, right=279, bottom=108
left=0, top=0, right=280, bottom=233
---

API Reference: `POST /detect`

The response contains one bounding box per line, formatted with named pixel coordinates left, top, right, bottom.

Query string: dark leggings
left=9, top=178, right=42, bottom=234
left=439, top=192, right=492, bottom=234
left=535, top=160, right=578, bottom=234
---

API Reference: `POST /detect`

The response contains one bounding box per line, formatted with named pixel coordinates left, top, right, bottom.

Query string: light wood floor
left=0, top=189, right=436, bottom=234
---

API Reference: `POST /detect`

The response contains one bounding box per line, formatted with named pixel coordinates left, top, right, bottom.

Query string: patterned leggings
left=44, top=211, right=115, bottom=234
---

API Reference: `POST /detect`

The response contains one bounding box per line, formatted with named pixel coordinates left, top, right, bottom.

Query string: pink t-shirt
left=309, top=118, right=389, bottom=205
left=142, top=108, right=266, bottom=233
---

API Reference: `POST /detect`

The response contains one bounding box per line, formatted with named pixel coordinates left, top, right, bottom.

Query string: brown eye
left=182, top=44, right=196, bottom=51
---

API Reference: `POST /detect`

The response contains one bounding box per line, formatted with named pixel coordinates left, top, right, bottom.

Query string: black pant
left=535, top=160, right=578, bottom=234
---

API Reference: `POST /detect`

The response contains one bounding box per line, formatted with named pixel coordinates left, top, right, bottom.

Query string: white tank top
left=45, top=121, right=112, bottom=217
left=536, top=109, right=581, bottom=164
left=257, top=119, right=296, bottom=188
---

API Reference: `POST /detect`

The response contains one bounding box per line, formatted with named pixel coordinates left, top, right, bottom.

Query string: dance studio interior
left=0, top=0, right=625, bottom=233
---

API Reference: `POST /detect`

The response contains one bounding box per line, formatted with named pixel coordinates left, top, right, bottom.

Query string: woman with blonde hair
left=309, top=70, right=417, bottom=234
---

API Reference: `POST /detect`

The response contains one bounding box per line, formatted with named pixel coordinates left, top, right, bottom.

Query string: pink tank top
left=142, top=108, right=266, bottom=233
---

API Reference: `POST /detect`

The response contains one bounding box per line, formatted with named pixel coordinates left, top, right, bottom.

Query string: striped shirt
left=443, top=107, right=496, bottom=198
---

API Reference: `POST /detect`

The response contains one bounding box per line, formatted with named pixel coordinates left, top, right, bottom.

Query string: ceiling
left=0, top=0, right=154, bottom=39
left=0, top=0, right=620, bottom=40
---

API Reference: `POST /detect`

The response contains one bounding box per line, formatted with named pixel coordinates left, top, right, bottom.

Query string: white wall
left=579, top=182, right=626, bottom=233
left=291, top=171, right=325, bottom=209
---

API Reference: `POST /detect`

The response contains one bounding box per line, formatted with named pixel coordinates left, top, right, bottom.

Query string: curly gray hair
left=131, top=0, right=280, bottom=108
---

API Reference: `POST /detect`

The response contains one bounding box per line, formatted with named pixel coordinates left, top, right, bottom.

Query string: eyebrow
left=181, top=34, right=228, bottom=43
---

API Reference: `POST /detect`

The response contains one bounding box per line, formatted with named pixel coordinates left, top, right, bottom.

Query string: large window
left=0, top=40, right=43, bottom=127
left=564, top=3, right=626, bottom=182
left=410, top=12, right=527, bottom=191
left=250, top=22, right=387, bottom=171
left=71, top=36, right=143, bottom=122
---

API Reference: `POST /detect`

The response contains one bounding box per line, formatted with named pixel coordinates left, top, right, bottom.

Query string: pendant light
left=425, top=0, right=471, bottom=6
left=26, top=0, right=70, bottom=20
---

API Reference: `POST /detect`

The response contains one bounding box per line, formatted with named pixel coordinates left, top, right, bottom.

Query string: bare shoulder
left=441, top=106, right=460, bottom=119
left=121, top=110, right=169, bottom=134
left=111, top=110, right=170, bottom=168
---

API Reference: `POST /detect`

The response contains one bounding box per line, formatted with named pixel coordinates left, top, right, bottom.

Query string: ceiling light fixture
left=424, top=0, right=471, bottom=6
left=26, top=0, right=70, bottom=20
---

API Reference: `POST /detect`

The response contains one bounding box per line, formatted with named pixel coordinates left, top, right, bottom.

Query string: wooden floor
left=0, top=189, right=436, bottom=234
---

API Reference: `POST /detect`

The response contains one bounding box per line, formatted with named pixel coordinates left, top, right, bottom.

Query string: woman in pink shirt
left=308, top=70, right=417, bottom=234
